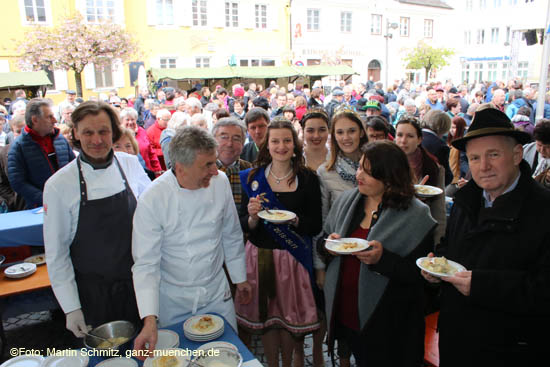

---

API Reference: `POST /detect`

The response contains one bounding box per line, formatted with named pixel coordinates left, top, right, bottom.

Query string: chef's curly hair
left=71, top=101, right=122, bottom=150
left=247, top=117, right=308, bottom=186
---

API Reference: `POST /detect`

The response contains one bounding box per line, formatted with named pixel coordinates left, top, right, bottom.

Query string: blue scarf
left=240, top=167, right=314, bottom=280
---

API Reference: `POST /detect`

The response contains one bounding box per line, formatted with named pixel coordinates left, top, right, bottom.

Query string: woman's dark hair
left=326, top=107, right=367, bottom=171
left=365, top=116, right=390, bottom=136
left=446, top=98, right=459, bottom=111
left=361, top=141, right=415, bottom=210
left=396, top=115, right=422, bottom=138
left=248, top=117, right=307, bottom=186
left=71, top=101, right=122, bottom=150
left=534, top=119, right=550, bottom=144
left=300, top=108, right=329, bottom=129
left=517, top=106, right=532, bottom=117
left=447, top=116, right=467, bottom=144
left=214, top=108, right=230, bottom=120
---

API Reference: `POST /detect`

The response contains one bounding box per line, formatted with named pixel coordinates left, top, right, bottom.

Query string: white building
left=451, top=0, right=546, bottom=86
left=290, top=0, right=455, bottom=87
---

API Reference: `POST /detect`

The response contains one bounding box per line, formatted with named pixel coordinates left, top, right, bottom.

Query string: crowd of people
left=0, top=75, right=550, bottom=367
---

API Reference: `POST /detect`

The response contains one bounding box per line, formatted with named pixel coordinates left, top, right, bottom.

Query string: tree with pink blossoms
left=17, top=13, right=140, bottom=97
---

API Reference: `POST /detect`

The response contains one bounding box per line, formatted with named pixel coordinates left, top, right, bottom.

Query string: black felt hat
left=451, top=108, right=531, bottom=151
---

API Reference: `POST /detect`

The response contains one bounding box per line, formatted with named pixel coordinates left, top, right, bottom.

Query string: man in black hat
left=422, top=108, right=550, bottom=366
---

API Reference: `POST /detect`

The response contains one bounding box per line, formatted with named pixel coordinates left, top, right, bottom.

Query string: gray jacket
left=323, top=188, right=436, bottom=331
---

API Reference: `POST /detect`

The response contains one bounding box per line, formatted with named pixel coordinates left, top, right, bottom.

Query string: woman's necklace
left=270, top=167, right=293, bottom=184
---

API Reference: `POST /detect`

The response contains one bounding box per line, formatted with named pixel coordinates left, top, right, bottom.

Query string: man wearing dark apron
left=70, top=155, right=140, bottom=327
left=44, top=101, right=150, bottom=339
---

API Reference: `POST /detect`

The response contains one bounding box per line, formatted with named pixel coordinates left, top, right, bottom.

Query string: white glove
left=66, top=309, right=91, bottom=338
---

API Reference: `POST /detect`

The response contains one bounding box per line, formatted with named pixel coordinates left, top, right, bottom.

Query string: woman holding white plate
left=321, top=141, right=436, bottom=366
left=237, top=118, right=322, bottom=367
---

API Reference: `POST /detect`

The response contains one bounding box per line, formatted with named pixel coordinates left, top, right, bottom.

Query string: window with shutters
left=307, top=9, right=319, bottom=31
left=86, top=0, right=116, bottom=23
left=192, top=0, right=207, bottom=26
left=225, top=2, right=238, bottom=27
left=371, top=14, right=382, bottom=35
left=94, top=63, right=114, bottom=88
left=156, top=0, right=174, bottom=25
left=255, top=4, right=267, bottom=29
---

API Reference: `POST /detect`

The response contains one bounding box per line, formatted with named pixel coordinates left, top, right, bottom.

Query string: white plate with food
left=24, top=254, right=46, bottom=266
left=95, top=358, right=137, bottom=367
left=416, top=256, right=466, bottom=277
left=4, top=262, right=37, bottom=279
left=143, top=348, right=190, bottom=367
left=324, top=238, right=370, bottom=255
left=156, top=329, right=179, bottom=349
left=42, top=353, right=89, bottom=367
left=183, top=314, right=223, bottom=336
left=414, top=185, right=443, bottom=197
left=197, top=341, right=238, bottom=354
left=0, top=355, right=44, bottom=367
left=257, top=210, right=296, bottom=224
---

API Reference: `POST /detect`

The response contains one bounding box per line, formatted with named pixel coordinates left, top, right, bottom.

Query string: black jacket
left=422, top=131, right=453, bottom=186
left=437, top=161, right=550, bottom=366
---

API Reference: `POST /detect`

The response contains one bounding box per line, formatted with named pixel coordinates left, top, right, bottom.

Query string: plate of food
left=183, top=314, right=223, bottom=336
left=24, top=254, right=46, bottom=266
left=414, top=185, right=443, bottom=198
left=324, top=238, right=370, bottom=255
left=257, top=210, right=296, bottom=224
left=143, top=348, right=190, bottom=367
left=4, top=262, right=37, bottom=279
left=416, top=256, right=466, bottom=277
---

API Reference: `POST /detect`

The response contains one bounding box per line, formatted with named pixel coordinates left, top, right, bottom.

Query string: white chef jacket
left=43, top=152, right=151, bottom=314
left=131, top=169, right=246, bottom=327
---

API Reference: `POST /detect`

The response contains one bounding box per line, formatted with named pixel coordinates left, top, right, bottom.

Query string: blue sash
left=240, top=167, right=314, bottom=280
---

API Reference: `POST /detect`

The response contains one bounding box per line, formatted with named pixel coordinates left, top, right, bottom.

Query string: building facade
left=1, top=0, right=290, bottom=103
left=290, top=0, right=454, bottom=87
left=452, top=0, right=546, bottom=86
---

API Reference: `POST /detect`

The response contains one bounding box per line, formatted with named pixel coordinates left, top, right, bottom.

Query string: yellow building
left=0, top=0, right=290, bottom=104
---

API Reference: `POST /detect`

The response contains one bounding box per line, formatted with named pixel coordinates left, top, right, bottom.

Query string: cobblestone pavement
left=1, top=311, right=350, bottom=366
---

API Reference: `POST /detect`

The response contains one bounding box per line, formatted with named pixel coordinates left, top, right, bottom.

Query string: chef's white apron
left=158, top=268, right=237, bottom=330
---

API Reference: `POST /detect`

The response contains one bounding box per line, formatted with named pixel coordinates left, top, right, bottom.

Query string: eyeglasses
left=218, top=134, right=243, bottom=144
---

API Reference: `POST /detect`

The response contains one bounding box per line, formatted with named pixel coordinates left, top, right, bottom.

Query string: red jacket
left=136, top=126, right=161, bottom=172
left=146, top=121, right=165, bottom=158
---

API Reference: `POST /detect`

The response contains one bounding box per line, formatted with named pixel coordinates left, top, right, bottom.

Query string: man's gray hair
left=169, top=126, right=218, bottom=166
left=62, top=104, right=76, bottom=113
left=25, top=98, right=52, bottom=128
left=212, top=117, right=247, bottom=140
left=186, top=97, right=202, bottom=111
left=120, top=107, right=138, bottom=120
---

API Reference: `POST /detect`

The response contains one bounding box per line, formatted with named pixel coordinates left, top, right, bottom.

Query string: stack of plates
left=156, top=329, right=180, bottom=349
left=183, top=314, right=224, bottom=342
left=4, top=262, right=37, bottom=279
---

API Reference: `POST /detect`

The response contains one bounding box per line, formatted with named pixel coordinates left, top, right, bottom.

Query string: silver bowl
left=192, top=346, right=243, bottom=367
left=83, top=320, right=136, bottom=350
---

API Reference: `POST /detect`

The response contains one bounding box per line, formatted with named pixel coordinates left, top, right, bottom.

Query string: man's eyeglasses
left=218, top=134, right=243, bottom=144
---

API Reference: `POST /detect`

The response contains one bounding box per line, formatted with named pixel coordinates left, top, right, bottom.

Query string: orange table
left=0, top=265, right=52, bottom=355
left=0, top=264, right=51, bottom=298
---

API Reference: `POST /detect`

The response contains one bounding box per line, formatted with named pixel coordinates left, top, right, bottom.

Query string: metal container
left=83, top=320, right=137, bottom=351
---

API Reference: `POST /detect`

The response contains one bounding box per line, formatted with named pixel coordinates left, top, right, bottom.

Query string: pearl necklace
left=269, top=168, right=293, bottom=184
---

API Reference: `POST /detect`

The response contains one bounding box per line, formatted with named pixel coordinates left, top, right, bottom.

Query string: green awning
left=150, top=65, right=357, bottom=81
left=0, top=71, right=52, bottom=89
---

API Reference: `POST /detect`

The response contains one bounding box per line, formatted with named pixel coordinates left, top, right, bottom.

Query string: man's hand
left=133, top=315, right=158, bottom=361
left=457, top=178, right=468, bottom=189
left=421, top=252, right=441, bottom=284
left=236, top=281, right=252, bottom=304
left=441, top=271, right=472, bottom=296
left=355, top=240, right=383, bottom=265
left=65, top=309, right=91, bottom=338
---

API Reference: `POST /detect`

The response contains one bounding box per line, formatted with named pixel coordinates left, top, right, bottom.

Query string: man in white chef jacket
left=132, top=126, right=251, bottom=355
